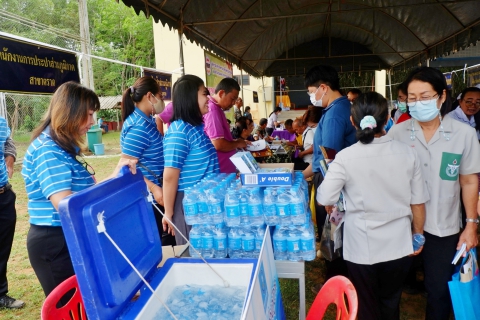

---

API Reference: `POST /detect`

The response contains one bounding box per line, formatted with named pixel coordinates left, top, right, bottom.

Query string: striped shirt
left=0, top=117, right=10, bottom=187
left=164, top=120, right=219, bottom=191
left=121, top=107, right=164, bottom=186
left=21, top=128, right=95, bottom=226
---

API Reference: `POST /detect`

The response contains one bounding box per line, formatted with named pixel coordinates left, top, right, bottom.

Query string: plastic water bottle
left=254, top=225, right=266, bottom=259
left=248, top=187, right=264, bottom=226
left=289, top=186, right=306, bottom=225
left=196, top=188, right=209, bottom=223
left=263, top=188, right=279, bottom=225
left=286, top=226, right=302, bottom=261
left=183, top=188, right=198, bottom=225
left=272, top=226, right=288, bottom=260
left=201, top=225, right=214, bottom=258
left=208, top=187, right=225, bottom=224
left=228, top=227, right=243, bottom=259
left=189, top=225, right=203, bottom=257
left=213, top=223, right=228, bottom=258
left=300, top=223, right=316, bottom=261
left=225, top=189, right=240, bottom=227
left=239, top=189, right=249, bottom=225
left=412, top=233, right=425, bottom=251
left=242, top=227, right=255, bottom=258
left=276, top=188, right=291, bottom=225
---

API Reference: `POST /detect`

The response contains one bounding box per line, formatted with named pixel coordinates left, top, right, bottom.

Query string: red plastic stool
left=306, top=276, right=358, bottom=320
left=41, top=275, right=86, bottom=320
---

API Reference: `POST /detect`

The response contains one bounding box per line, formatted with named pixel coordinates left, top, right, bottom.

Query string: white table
left=275, top=260, right=306, bottom=320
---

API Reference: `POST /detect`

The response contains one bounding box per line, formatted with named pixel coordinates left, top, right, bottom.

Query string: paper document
left=246, top=140, right=266, bottom=152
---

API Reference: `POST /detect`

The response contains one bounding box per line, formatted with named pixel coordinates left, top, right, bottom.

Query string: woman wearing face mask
left=388, top=67, right=480, bottom=320
left=394, top=82, right=411, bottom=124
left=121, top=76, right=174, bottom=245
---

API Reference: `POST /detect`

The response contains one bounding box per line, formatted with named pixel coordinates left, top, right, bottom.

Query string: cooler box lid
left=58, top=167, right=162, bottom=320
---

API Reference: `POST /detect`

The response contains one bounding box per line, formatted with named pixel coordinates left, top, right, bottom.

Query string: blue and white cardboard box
left=58, top=167, right=285, bottom=319
left=240, top=163, right=294, bottom=186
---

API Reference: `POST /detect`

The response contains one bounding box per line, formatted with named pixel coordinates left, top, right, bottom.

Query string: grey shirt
left=318, top=136, right=428, bottom=264
left=388, top=117, right=480, bottom=237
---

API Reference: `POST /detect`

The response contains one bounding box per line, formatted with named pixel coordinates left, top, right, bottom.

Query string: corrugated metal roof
left=119, top=0, right=480, bottom=77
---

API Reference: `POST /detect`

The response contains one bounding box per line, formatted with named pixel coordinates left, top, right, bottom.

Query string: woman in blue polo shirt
left=162, top=75, right=219, bottom=245
left=120, top=76, right=175, bottom=245
left=22, top=82, right=136, bottom=296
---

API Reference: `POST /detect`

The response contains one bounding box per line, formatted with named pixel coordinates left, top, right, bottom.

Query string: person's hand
left=245, top=140, right=253, bottom=146
left=325, top=205, right=334, bottom=215
left=5, top=155, right=14, bottom=179
left=458, top=223, right=478, bottom=252
left=114, top=158, right=137, bottom=176
left=162, top=211, right=175, bottom=236
left=409, top=246, right=423, bottom=257
left=151, top=185, right=164, bottom=206
left=236, top=139, right=247, bottom=149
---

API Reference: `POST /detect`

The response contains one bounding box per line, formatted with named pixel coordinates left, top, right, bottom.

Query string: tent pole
left=262, top=76, right=267, bottom=118
left=178, top=10, right=185, bottom=76
left=388, top=69, right=393, bottom=109
left=240, top=68, right=244, bottom=114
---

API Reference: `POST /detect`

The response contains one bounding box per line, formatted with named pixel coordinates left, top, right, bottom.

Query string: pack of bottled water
left=183, top=173, right=236, bottom=226
left=183, top=172, right=315, bottom=261
left=272, top=222, right=316, bottom=262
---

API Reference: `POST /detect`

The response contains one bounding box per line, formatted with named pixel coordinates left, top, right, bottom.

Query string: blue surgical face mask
left=397, top=101, right=407, bottom=113
left=408, top=98, right=440, bottom=122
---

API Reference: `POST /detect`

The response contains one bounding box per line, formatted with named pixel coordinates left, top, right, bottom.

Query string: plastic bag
left=448, top=248, right=480, bottom=320
left=320, top=215, right=341, bottom=261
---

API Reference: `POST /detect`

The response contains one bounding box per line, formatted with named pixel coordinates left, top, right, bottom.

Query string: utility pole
left=78, top=0, right=95, bottom=90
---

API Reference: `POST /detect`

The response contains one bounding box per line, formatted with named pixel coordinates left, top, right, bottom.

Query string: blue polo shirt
left=22, top=128, right=95, bottom=226
left=0, top=118, right=10, bottom=187
left=312, top=96, right=356, bottom=173
left=164, top=120, right=219, bottom=191
left=121, top=107, right=164, bottom=186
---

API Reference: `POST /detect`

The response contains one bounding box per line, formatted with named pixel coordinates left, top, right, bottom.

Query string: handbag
left=448, top=247, right=480, bottom=320
left=320, top=215, right=341, bottom=261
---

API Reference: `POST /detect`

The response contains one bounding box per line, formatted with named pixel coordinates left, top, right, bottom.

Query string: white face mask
left=408, top=98, right=439, bottom=122
left=309, top=87, right=326, bottom=107
left=151, top=95, right=165, bottom=114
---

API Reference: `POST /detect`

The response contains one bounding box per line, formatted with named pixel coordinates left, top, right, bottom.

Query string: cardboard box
left=230, top=151, right=260, bottom=173
left=240, top=163, right=294, bottom=186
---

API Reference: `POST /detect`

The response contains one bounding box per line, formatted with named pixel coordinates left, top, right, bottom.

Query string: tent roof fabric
left=120, top=0, right=480, bottom=77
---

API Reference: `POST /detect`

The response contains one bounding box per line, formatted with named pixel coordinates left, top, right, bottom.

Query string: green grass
left=3, top=131, right=429, bottom=319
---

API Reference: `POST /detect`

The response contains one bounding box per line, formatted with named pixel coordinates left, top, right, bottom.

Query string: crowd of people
left=0, top=65, right=479, bottom=320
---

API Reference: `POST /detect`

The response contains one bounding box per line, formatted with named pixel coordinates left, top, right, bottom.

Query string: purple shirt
left=159, top=102, right=174, bottom=125
left=203, top=98, right=237, bottom=173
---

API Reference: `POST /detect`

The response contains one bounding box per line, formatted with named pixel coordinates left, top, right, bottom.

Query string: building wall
left=153, top=22, right=274, bottom=122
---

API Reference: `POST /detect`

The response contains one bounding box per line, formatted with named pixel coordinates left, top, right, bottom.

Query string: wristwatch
left=465, top=218, right=479, bottom=224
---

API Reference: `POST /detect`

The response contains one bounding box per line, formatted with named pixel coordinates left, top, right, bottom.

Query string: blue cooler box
left=58, top=168, right=257, bottom=320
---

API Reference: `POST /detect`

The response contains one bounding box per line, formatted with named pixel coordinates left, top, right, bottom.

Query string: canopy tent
left=119, top=0, right=480, bottom=77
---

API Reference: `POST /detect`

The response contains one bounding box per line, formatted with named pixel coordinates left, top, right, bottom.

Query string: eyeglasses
left=307, top=86, right=320, bottom=96
left=75, top=155, right=95, bottom=175
left=407, top=94, right=439, bottom=107
left=463, top=100, right=480, bottom=108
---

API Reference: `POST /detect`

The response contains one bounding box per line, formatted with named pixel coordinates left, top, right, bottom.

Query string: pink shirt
left=159, top=102, right=173, bottom=125
left=203, top=98, right=237, bottom=173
